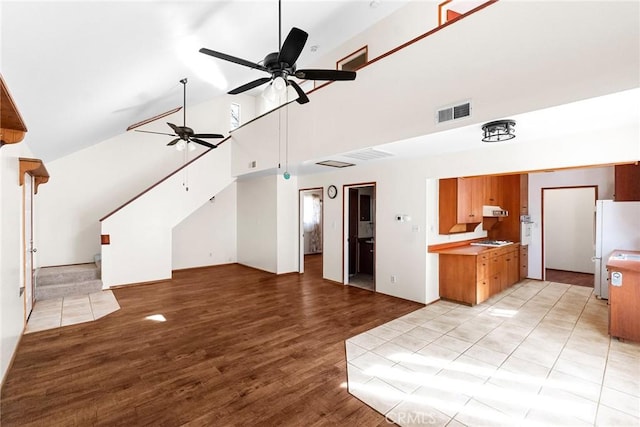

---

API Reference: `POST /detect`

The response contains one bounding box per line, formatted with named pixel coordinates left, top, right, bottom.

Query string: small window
left=337, top=46, right=368, bottom=72
left=230, top=103, right=240, bottom=130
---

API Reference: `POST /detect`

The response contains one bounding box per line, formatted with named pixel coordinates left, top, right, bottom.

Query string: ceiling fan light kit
left=198, top=0, right=357, bottom=105
left=134, top=78, right=224, bottom=150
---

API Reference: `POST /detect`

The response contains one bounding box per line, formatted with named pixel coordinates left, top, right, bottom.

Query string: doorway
left=343, top=183, right=376, bottom=291
left=542, top=186, right=597, bottom=286
left=299, top=188, right=323, bottom=278
left=22, top=173, right=35, bottom=322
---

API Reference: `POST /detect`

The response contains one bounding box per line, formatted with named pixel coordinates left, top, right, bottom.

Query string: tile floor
left=25, top=291, right=120, bottom=333
left=346, top=279, right=640, bottom=426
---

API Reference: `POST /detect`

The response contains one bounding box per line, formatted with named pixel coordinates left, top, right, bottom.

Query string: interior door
left=348, top=188, right=358, bottom=275
left=23, top=174, right=35, bottom=320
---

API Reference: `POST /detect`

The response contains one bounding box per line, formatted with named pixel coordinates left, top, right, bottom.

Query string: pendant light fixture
left=482, top=119, right=516, bottom=142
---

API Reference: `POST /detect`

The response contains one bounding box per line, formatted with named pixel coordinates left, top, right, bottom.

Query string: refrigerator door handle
left=591, top=256, right=600, bottom=262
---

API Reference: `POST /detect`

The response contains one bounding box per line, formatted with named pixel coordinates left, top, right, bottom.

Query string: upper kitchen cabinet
left=483, top=176, right=503, bottom=207
left=614, top=164, right=640, bottom=201
left=520, top=174, right=529, bottom=215
left=439, top=177, right=484, bottom=234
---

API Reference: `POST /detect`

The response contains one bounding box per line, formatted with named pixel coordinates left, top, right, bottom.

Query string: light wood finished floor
left=1, top=257, right=422, bottom=426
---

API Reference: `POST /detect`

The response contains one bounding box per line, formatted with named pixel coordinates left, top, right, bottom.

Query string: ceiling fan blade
left=289, top=80, right=309, bottom=104
left=295, top=69, right=357, bottom=81
left=277, top=27, right=308, bottom=66
left=199, top=48, right=269, bottom=72
left=166, top=138, right=181, bottom=146
left=190, top=138, right=218, bottom=149
left=228, top=77, right=272, bottom=95
left=193, top=133, right=224, bottom=139
left=167, top=122, right=181, bottom=133
left=134, top=130, right=177, bottom=137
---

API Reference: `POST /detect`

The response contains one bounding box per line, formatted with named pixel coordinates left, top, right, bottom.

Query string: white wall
left=276, top=175, right=299, bottom=274
left=230, top=2, right=639, bottom=178
left=528, top=167, right=615, bottom=280
left=171, top=181, right=237, bottom=270
left=0, top=142, right=33, bottom=384
left=299, top=159, right=429, bottom=304
left=236, top=174, right=278, bottom=273
left=101, top=143, right=235, bottom=287
left=297, top=125, right=637, bottom=305
left=544, top=187, right=596, bottom=274
left=307, top=1, right=439, bottom=72
left=36, top=94, right=255, bottom=267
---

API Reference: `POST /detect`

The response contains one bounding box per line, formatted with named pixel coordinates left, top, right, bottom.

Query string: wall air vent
left=316, top=160, right=355, bottom=168
left=343, top=148, right=394, bottom=161
left=437, top=101, right=471, bottom=124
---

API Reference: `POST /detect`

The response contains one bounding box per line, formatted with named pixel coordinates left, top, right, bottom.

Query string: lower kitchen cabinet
left=437, top=244, right=521, bottom=306
left=520, top=245, right=529, bottom=280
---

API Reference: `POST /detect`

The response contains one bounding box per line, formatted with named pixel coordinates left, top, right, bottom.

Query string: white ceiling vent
left=437, top=101, right=471, bottom=124
left=343, top=148, right=394, bottom=161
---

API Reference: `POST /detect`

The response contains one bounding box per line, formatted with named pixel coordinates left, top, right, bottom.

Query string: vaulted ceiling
left=1, top=0, right=409, bottom=161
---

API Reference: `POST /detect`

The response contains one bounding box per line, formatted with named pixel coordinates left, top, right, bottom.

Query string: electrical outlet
left=391, top=275, right=397, bottom=284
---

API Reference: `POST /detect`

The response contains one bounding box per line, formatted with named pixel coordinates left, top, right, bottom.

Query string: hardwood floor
left=1, top=263, right=422, bottom=426
left=545, top=268, right=594, bottom=288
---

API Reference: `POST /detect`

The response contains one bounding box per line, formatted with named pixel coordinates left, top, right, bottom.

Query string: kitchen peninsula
left=431, top=240, right=522, bottom=305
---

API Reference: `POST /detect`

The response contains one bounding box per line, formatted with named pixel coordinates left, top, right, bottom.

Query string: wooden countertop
left=431, top=242, right=519, bottom=256
left=607, top=250, right=640, bottom=273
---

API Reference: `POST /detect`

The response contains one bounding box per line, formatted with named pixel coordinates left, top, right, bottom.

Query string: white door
left=23, top=174, right=35, bottom=320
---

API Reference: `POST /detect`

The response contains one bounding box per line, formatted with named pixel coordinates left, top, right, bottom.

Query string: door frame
left=342, top=182, right=376, bottom=287
left=540, top=185, right=597, bottom=279
left=22, top=173, right=35, bottom=322
left=298, top=187, right=324, bottom=274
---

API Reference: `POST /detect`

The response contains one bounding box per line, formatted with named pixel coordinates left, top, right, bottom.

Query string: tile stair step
left=36, top=263, right=100, bottom=286
left=36, top=279, right=104, bottom=301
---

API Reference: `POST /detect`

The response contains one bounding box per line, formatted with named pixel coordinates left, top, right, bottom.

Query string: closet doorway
left=343, top=183, right=376, bottom=291
left=299, top=188, right=323, bottom=277
left=542, top=186, right=597, bottom=286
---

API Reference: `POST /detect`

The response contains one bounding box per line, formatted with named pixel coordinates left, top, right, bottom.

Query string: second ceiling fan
left=199, top=0, right=356, bottom=104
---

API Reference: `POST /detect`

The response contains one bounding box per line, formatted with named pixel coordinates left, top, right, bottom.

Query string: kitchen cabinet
left=520, top=174, right=529, bottom=215
left=436, top=243, right=521, bottom=305
left=506, top=247, right=520, bottom=288
left=439, top=177, right=484, bottom=234
left=614, top=164, right=640, bottom=201
left=607, top=250, right=640, bottom=343
left=360, top=194, right=371, bottom=221
left=358, top=239, right=374, bottom=274
left=520, top=245, right=529, bottom=280
left=483, top=176, right=502, bottom=207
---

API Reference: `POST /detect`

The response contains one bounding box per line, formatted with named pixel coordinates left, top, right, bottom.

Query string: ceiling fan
left=135, top=78, right=224, bottom=150
left=199, top=0, right=356, bottom=104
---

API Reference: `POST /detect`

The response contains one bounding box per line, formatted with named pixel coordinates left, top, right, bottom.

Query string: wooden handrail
left=99, top=136, right=231, bottom=222
left=306, top=0, right=498, bottom=97
left=102, top=0, right=498, bottom=219
left=229, top=1, right=497, bottom=134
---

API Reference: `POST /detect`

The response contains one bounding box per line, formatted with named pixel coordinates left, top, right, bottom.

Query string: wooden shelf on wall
left=1, top=74, right=28, bottom=147
left=19, top=158, right=49, bottom=194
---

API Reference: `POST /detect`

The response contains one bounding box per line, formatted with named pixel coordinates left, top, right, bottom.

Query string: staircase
left=35, top=262, right=103, bottom=300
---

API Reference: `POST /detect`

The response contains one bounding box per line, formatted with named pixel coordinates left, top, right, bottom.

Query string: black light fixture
left=482, top=119, right=516, bottom=142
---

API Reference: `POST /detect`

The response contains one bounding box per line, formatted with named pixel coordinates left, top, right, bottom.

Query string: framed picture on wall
left=336, top=46, right=368, bottom=72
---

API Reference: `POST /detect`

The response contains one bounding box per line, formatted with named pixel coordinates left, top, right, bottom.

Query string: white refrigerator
left=594, top=200, right=640, bottom=299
